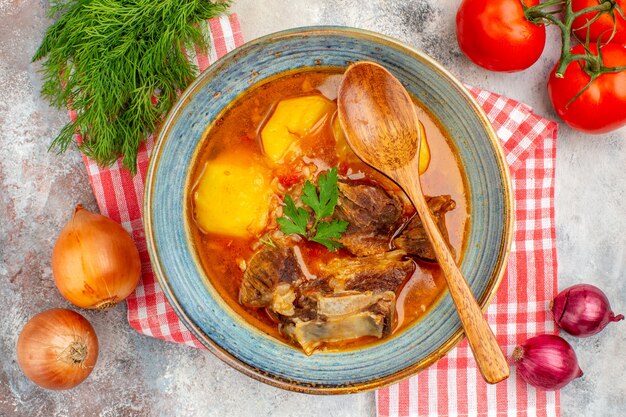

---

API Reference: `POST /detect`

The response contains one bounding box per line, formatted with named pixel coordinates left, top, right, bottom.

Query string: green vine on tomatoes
left=526, top=0, right=626, bottom=133
left=523, top=0, right=626, bottom=86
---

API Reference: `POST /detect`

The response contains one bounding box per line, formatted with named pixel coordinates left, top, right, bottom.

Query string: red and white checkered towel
left=69, top=15, right=559, bottom=417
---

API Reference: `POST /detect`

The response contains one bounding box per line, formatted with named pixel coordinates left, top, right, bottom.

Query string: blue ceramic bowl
left=144, top=27, right=513, bottom=393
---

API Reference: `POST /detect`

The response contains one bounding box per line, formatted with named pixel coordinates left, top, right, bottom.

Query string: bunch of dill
left=33, top=0, right=231, bottom=173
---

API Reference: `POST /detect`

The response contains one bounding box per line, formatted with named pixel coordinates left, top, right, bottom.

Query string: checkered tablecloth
left=69, top=15, right=559, bottom=417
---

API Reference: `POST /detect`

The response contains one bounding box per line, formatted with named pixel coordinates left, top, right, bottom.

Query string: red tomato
left=456, top=0, right=546, bottom=72
left=278, top=173, right=302, bottom=188
left=548, top=44, right=626, bottom=133
left=572, top=0, right=626, bottom=44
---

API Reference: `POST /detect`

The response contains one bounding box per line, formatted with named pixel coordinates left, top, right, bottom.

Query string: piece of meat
left=284, top=313, right=383, bottom=355
left=317, top=291, right=391, bottom=317
left=290, top=295, right=318, bottom=322
left=335, top=182, right=403, bottom=256
left=270, top=282, right=297, bottom=316
left=282, top=291, right=396, bottom=354
left=317, top=290, right=395, bottom=336
left=393, top=195, right=456, bottom=261
left=318, top=250, right=414, bottom=293
left=239, top=246, right=303, bottom=307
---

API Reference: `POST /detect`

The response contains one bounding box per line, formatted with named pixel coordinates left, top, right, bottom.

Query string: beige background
left=1, top=0, right=624, bottom=416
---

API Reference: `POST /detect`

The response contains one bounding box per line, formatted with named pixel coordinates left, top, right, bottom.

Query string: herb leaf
left=259, top=235, right=277, bottom=248
left=277, top=168, right=348, bottom=251
left=33, top=0, right=231, bottom=173
left=276, top=195, right=309, bottom=237
left=301, top=168, right=340, bottom=220
left=310, top=220, right=349, bottom=251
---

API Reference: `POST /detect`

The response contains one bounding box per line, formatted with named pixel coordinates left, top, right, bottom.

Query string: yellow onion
left=52, top=205, right=141, bottom=309
left=17, top=309, right=98, bottom=390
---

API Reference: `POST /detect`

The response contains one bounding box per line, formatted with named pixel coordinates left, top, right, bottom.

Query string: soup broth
left=188, top=68, right=469, bottom=354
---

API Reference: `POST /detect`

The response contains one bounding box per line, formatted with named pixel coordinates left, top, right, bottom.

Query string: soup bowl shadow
left=144, top=26, right=513, bottom=394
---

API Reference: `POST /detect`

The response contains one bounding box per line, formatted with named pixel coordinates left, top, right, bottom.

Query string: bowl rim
left=144, top=25, right=514, bottom=394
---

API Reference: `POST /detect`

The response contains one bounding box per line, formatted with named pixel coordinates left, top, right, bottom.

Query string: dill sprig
left=33, top=0, right=231, bottom=173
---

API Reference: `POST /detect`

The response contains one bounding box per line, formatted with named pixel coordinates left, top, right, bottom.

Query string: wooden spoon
left=337, top=61, right=509, bottom=384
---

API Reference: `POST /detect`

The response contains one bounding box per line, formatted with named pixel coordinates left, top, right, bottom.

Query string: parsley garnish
left=276, top=168, right=349, bottom=251
left=276, top=195, right=309, bottom=236
left=310, top=221, right=347, bottom=251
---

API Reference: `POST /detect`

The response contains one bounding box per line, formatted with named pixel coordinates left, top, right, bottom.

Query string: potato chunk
left=332, top=115, right=359, bottom=162
left=416, top=120, right=430, bottom=174
left=193, top=153, right=273, bottom=237
left=261, top=95, right=336, bottom=163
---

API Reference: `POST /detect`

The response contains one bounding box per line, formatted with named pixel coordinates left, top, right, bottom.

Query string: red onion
left=551, top=284, right=624, bottom=337
left=513, top=334, right=583, bottom=390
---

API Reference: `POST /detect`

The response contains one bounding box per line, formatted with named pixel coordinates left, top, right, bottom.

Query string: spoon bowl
left=337, top=62, right=419, bottom=169
left=337, top=61, right=510, bottom=385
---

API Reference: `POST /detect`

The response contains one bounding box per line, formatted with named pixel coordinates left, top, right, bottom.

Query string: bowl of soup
left=144, top=26, right=513, bottom=393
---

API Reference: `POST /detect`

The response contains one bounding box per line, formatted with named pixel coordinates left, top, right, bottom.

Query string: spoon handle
left=398, top=165, right=510, bottom=384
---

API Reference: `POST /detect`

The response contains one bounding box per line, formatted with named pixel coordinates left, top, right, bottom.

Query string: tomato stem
left=571, top=1, right=614, bottom=20
left=523, top=0, right=624, bottom=81
left=599, top=64, right=626, bottom=73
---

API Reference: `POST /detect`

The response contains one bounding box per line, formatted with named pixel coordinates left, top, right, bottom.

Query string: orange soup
left=188, top=68, right=468, bottom=354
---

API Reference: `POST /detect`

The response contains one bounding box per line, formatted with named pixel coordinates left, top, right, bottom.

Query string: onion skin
left=513, top=334, right=583, bottom=390
left=52, top=205, right=141, bottom=309
left=552, top=284, right=624, bottom=337
left=16, top=309, right=99, bottom=390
